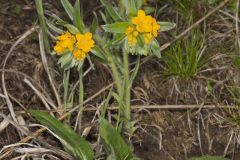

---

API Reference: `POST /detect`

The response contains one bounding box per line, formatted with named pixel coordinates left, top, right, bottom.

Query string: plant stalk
left=77, top=67, right=84, bottom=133
left=63, top=69, right=70, bottom=111
left=123, top=50, right=131, bottom=131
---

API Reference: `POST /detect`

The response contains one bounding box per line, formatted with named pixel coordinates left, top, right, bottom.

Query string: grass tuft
left=163, top=30, right=207, bottom=80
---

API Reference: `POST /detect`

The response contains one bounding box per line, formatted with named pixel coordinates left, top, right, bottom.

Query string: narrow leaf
left=29, top=110, right=94, bottom=160
left=64, top=24, right=79, bottom=34
left=122, top=0, right=137, bottom=16
left=100, top=0, right=122, bottom=21
left=100, top=118, right=136, bottom=160
left=158, top=22, right=176, bottom=32
left=102, top=22, right=131, bottom=33
left=90, top=12, right=98, bottom=34
left=60, top=0, right=74, bottom=20
left=73, top=0, right=85, bottom=33
left=91, top=46, right=109, bottom=63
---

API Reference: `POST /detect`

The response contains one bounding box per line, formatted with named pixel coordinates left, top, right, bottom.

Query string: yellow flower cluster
left=54, top=32, right=95, bottom=61
left=125, top=26, right=139, bottom=46
left=125, top=10, right=161, bottom=46
left=54, top=32, right=76, bottom=54
left=74, top=32, right=95, bottom=61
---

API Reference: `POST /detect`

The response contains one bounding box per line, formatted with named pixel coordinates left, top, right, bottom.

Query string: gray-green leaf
left=29, top=110, right=94, bottom=160
left=158, top=22, right=176, bottom=32
left=100, top=118, right=137, bottom=160
left=102, top=22, right=131, bottom=34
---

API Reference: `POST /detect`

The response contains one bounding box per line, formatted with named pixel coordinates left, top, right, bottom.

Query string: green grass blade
left=29, top=110, right=94, bottom=160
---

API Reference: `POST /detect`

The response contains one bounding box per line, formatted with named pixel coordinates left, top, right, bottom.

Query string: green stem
left=106, top=49, right=123, bottom=129
left=63, top=69, right=70, bottom=111
left=78, top=67, right=84, bottom=133
left=123, top=50, right=131, bottom=129
left=108, top=54, right=122, bottom=94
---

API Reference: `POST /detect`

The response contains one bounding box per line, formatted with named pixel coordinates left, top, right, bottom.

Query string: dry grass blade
left=0, top=69, right=56, bottom=105
left=0, top=113, right=29, bottom=136
left=0, top=93, right=5, bottom=98
left=0, top=114, right=10, bottom=133
left=38, top=29, right=61, bottom=108
left=1, top=26, right=37, bottom=123
left=236, top=0, right=240, bottom=47
left=23, top=78, right=55, bottom=117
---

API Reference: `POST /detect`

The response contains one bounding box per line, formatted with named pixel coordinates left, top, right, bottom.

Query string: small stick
left=9, top=104, right=238, bottom=115
left=2, top=26, right=37, bottom=124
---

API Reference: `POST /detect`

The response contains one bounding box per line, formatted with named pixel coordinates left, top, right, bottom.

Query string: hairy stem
left=63, top=69, right=70, bottom=111
left=123, top=50, right=131, bottom=130
left=77, top=68, right=84, bottom=133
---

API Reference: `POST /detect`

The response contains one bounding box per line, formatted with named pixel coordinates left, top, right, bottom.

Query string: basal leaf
left=29, top=110, right=94, bottom=160
left=99, top=118, right=136, bottom=160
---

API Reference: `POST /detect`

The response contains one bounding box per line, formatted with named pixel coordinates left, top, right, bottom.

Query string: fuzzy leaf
left=100, top=118, right=137, bottom=160
left=102, top=22, right=131, bottom=34
left=91, top=46, right=109, bottom=64
left=73, top=0, right=85, bottom=33
left=29, top=110, right=94, bottom=160
left=64, top=24, right=79, bottom=34
left=60, top=0, right=74, bottom=20
left=90, top=12, right=98, bottom=34
left=158, top=22, right=176, bottom=32
left=100, top=0, right=122, bottom=21
left=121, top=0, right=137, bottom=16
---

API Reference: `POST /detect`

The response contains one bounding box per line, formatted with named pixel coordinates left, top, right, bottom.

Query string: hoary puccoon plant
left=32, top=0, right=175, bottom=159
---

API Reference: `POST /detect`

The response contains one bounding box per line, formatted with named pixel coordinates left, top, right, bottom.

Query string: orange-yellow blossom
left=54, top=32, right=76, bottom=54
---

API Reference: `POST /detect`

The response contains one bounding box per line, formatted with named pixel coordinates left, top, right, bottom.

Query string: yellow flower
left=125, top=26, right=138, bottom=46
left=132, top=10, right=152, bottom=33
left=151, top=18, right=161, bottom=37
left=54, top=32, right=76, bottom=54
left=125, top=10, right=161, bottom=46
left=144, top=33, right=153, bottom=44
left=76, top=32, right=95, bottom=53
left=73, top=49, right=87, bottom=61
